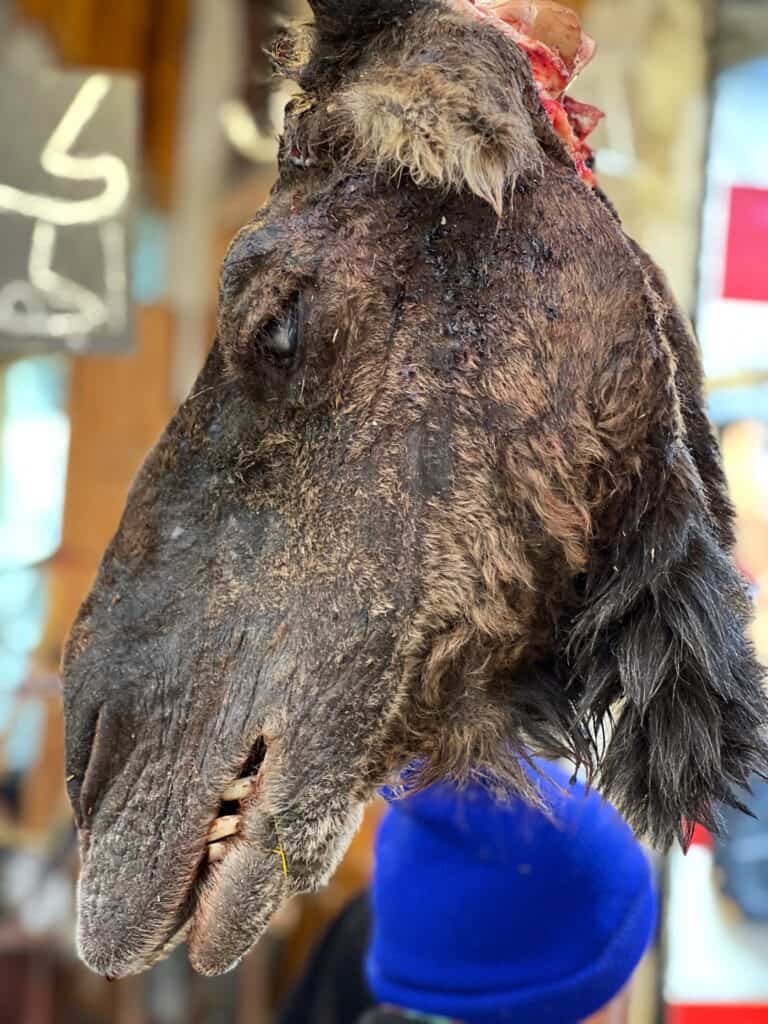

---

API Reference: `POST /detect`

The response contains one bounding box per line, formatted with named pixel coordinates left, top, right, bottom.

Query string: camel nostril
left=78, top=708, right=107, bottom=826
left=65, top=706, right=104, bottom=830
left=76, top=705, right=128, bottom=829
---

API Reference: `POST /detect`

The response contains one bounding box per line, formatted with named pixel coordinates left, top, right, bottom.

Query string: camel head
left=62, top=0, right=767, bottom=979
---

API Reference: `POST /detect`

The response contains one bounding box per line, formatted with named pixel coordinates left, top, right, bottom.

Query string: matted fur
left=63, top=0, right=767, bottom=980
left=337, top=22, right=543, bottom=214
left=273, top=9, right=550, bottom=213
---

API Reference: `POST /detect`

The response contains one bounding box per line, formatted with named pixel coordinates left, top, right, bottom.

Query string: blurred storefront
left=663, top=3, right=768, bottom=1021
left=0, top=1, right=765, bottom=1022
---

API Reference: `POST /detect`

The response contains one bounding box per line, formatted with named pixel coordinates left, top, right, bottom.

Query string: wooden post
left=22, top=307, right=175, bottom=839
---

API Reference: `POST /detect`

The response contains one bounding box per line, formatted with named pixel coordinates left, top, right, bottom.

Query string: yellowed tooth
left=208, top=815, right=240, bottom=843
left=208, top=841, right=227, bottom=863
left=220, top=776, right=259, bottom=802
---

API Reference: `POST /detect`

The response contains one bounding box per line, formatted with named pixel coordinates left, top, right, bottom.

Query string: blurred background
left=0, top=0, right=765, bottom=1021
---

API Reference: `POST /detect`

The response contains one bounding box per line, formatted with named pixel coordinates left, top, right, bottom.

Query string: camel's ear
left=338, top=50, right=542, bottom=215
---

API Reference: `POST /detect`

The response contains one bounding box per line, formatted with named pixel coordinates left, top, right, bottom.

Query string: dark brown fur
left=63, top=0, right=767, bottom=980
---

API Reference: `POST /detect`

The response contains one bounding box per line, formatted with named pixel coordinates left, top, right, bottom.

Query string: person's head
left=365, top=761, right=657, bottom=1024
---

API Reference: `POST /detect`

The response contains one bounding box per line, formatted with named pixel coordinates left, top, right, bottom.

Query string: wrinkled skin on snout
left=63, top=0, right=767, bottom=980
left=64, top=182, right=451, bottom=975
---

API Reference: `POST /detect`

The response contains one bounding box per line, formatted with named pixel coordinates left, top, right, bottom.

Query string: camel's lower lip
left=186, top=833, right=289, bottom=976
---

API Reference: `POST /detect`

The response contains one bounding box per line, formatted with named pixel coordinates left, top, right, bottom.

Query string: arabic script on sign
left=0, top=56, right=137, bottom=356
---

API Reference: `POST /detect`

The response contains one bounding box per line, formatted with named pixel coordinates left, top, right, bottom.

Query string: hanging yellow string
left=272, top=818, right=289, bottom=879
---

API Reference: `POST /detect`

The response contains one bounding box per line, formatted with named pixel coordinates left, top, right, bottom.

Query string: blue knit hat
left=366, top=761, right=657, bottom=1024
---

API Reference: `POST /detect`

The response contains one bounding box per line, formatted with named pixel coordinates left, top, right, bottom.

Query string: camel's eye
left=260, top=297, right=301, bottom=365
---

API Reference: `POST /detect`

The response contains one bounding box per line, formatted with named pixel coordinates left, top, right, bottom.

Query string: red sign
left=668, top=1008, right=768, bottom=1024
left=722, top=187, right=768, bottom=303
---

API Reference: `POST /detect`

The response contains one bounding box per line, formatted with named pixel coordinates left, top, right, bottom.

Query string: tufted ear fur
left=565, top=282, right=767, bottom=848
left=337, top=21, right=543, bottom=215
left=570, top=453, right=766, bottom=848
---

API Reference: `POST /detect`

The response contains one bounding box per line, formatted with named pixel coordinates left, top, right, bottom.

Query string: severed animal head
left=63, top=0, right=767, bottom=979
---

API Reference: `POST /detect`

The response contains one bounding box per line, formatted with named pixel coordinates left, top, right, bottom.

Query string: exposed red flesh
left=451, top=0, right=605, bottom=186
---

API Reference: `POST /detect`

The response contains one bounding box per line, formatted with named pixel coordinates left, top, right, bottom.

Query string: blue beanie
left=366, top=761, right=657, bottom=1024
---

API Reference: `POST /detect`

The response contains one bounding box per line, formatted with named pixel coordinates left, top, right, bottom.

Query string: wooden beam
left=13, top=0, right=189, bottom=207
left=22, top=307, right=174, bottom=838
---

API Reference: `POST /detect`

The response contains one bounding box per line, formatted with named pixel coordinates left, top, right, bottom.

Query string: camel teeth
left=207, top=815, right=240, bottom=843
left=221, top=776, right=259, bottom=802
left=208, top=841, right=227, bottom=863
